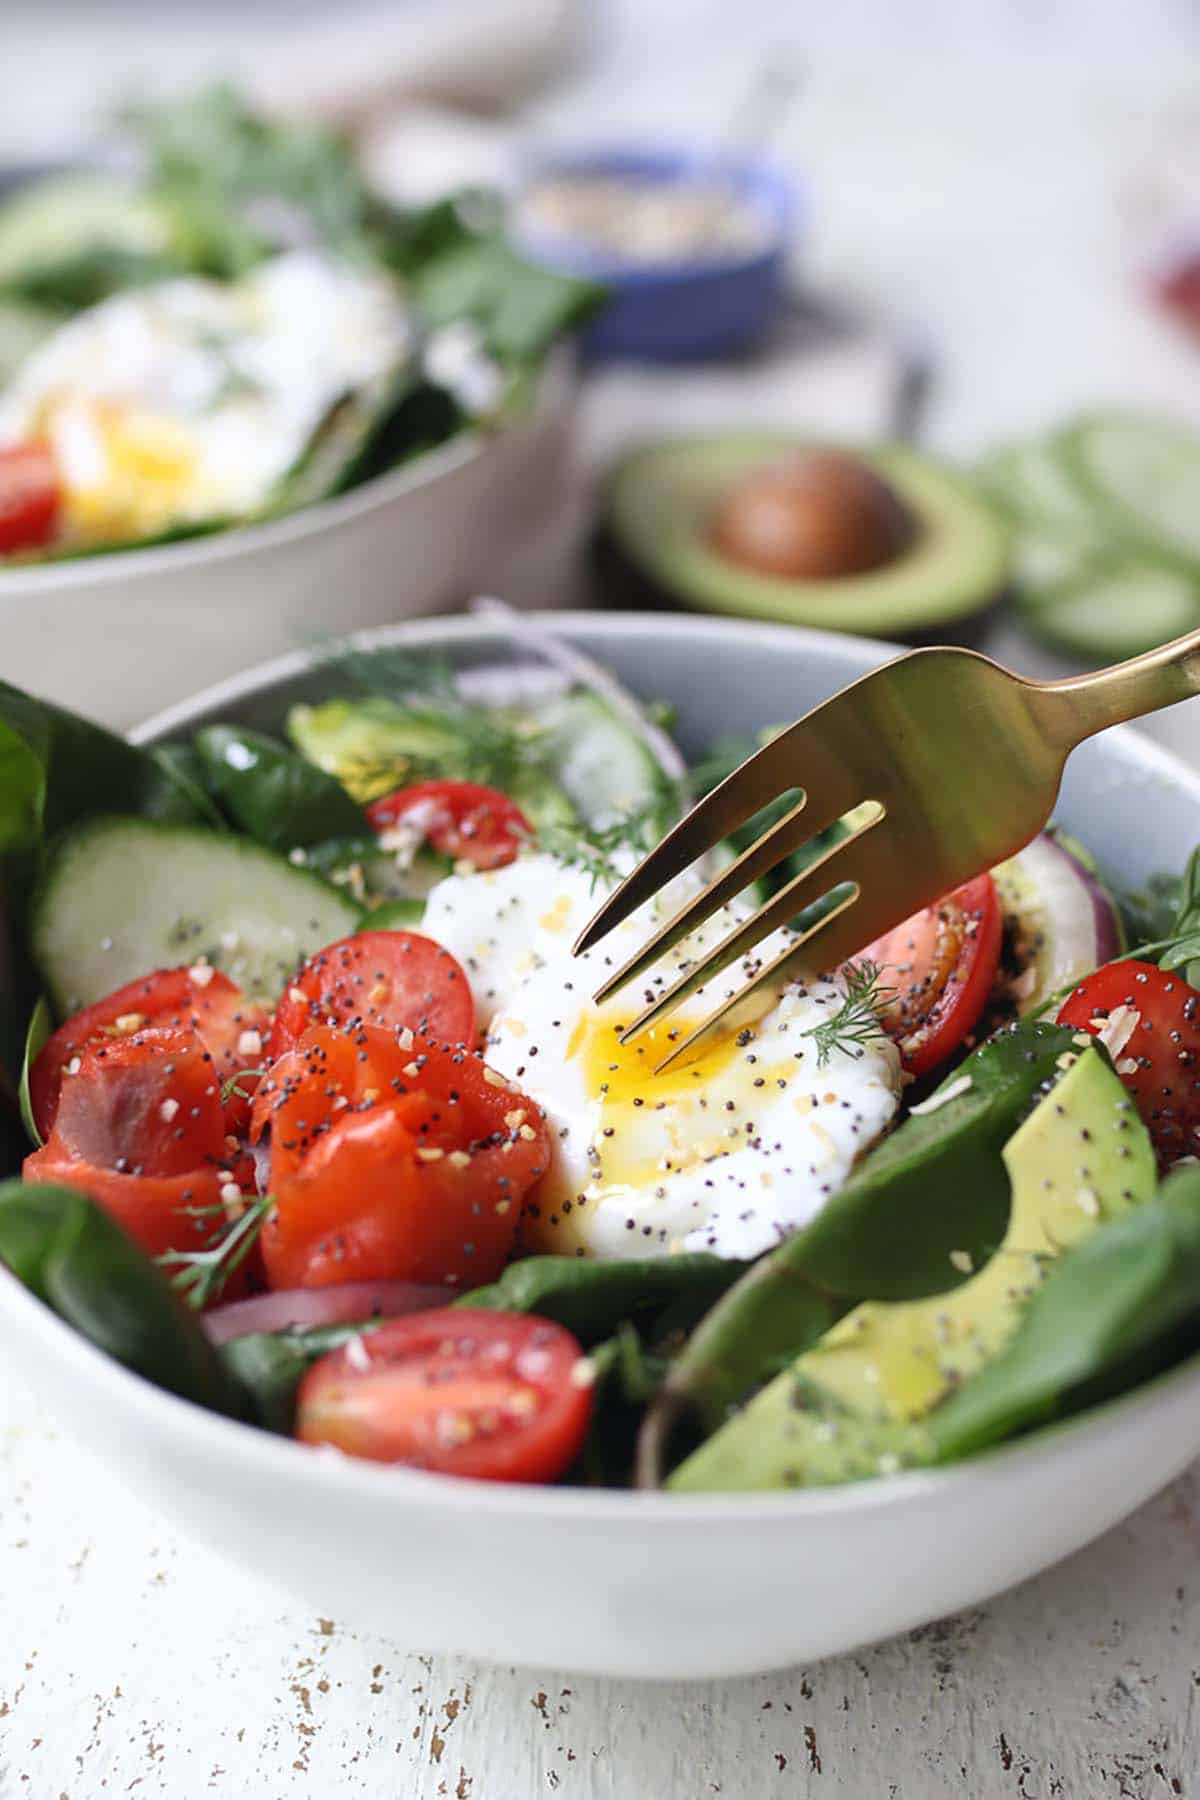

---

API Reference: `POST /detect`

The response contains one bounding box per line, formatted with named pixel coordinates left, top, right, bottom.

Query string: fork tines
left=574, top=731, right=888, bottom=1072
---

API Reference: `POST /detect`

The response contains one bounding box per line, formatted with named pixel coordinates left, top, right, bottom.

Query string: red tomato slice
left=265, top=931, right=474, bottom=1061
left=252, top=1023, right=549, bottom=1291
left=295, top=1309, right=594, bottom=1482
left=366, top=780, right=531, bottom=871
left=0, top=443, right=59, bottom=555
left=33, top=1027, right=226, bottom=1175
left=23, top=1027, right=240, bottom=1266
left=23, top=1150, right=227, bottom=1264
left=30, top=966, right=269, bottom=1141
left=857, top=873, right=1003, bottom=1077
left=1058, top=959, right=1200, bottom=1166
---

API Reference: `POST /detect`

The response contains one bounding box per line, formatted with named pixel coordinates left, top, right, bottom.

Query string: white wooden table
left=4, top=1360, right=1199, bottom=1797
left=8, top=12, right=1200, bottom=1798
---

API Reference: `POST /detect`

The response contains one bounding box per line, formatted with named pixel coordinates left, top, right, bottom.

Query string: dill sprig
left=220, top=1065, right=266, bottom=1105
left=313, top=640, right=542, bottom=796
left=537, top=804, right=665, bottom=891
left=801, top=959, right=893, bottom=1067
left=162, top=1191, right=275, bottom=1310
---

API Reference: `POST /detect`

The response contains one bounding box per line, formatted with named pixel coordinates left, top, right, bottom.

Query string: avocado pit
left=709, top=449, right=917, bottom=581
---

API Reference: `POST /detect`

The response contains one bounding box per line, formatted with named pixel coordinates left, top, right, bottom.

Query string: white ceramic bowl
left=4, top=610, right=1200, bottom=1682
left=0, top=354, right=574, bottom=730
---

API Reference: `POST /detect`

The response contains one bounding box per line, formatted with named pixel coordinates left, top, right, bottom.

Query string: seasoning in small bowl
left=512, top=148, right=796, bottom=360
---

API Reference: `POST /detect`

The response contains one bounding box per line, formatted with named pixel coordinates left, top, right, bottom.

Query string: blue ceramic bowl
left=513, top=147, right=796, bottom=361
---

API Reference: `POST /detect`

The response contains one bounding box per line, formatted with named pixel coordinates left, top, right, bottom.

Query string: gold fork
left=573, top=631, right=1200, bottom=1071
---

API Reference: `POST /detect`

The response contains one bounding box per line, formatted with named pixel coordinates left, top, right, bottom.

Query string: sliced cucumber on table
left=32, top=816, right=363, bottom=1014
left=1016, top=560, right=1200, bottom=660
left=980, top=435, right=1101, bottom=537
left=982, top=412, right=1200, bottom=661
left=1067, top=412, right=1200, bottom=566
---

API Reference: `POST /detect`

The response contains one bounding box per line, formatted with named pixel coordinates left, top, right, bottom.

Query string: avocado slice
left=287, top=695, right=577, bottom=832
left=601, top=433, right=1009, bottom=637
left=669, top=1047, right=1156, bottom=1491
left=287, top=698, right=463, bottom=802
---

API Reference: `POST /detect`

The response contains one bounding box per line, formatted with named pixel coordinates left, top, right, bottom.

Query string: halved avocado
left=600, top=433, right=1009, bottom=638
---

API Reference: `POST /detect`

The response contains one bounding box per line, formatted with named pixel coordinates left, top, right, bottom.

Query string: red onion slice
left=204, top=1280, right=449, bottom=1345
left=992, top=832, right=1122, bottom=1014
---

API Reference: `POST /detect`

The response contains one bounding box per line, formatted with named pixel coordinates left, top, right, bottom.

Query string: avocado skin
left=669, top=1048, right=1156, bottom=1492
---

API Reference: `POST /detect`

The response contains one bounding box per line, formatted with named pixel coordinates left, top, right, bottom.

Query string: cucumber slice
left=1018, top=561, right=1200, bottom=660
left=1010, top=531, right=1099, bottom=596
left=982, top=437, right=1099, bottom=536
left=32, top=816, right=362, bottom=1014
left=1068, top=412, right=1200, bottom=566
left=535, top=692, right=674, bottom=829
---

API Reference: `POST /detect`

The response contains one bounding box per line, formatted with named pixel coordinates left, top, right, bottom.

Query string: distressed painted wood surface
left=2, top=1366, right=1197, bottom=1799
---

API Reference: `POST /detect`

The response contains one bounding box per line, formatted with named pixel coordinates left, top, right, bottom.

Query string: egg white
left=0, top=249, right=411, bottom=547
left=423, top=852, right=902, bottom=1260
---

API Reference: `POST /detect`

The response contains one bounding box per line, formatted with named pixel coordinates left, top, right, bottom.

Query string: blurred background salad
left=5, top=0, right=1200, bottom=763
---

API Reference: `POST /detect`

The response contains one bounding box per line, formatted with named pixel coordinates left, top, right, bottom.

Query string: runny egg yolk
left=569, top=1009, right=751, bottom=1192
left=42, top=398, right=204, bottom=543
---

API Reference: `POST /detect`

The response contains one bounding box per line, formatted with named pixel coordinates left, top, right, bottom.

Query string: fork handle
left=1035, top=621, right=1200, bottom=749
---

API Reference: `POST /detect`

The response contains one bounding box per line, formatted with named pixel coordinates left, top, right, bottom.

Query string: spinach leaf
left=574, top=1324, right=671, bottom=1488
left=0, top=1181, right=247, bottom=1416
left=150, top=743, right=224, bottom=828
left=193, top=724, right=365, bottom=853
left=0, top=678, right=208, bottom=861
left=455, top=1252, right=745, bottom=1346
left=1122, top=846, right=1200, bottom=986
left=930, top=1164, right=1200, bottom=1460
left=411, top=236, right=605, bottom=364
left=122, top=82, right=381, bottom=274
left=219, top=1321, right=381, bottom=1434
left=0, top=714, right=45, bottom=866
left=1117, top=870, right=1181, bottom=949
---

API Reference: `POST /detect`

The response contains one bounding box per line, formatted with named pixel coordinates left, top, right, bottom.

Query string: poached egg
left=422, top=852, right=902, bottom=1260
left=0, top=249, right=411, bottom=549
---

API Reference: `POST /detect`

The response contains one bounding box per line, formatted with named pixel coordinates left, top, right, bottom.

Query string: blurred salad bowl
left=0, top=88, right=595, bottom=724
left=0, top=351, right=573, bottom=727
left=4, top=612, right=1200, bottom=1679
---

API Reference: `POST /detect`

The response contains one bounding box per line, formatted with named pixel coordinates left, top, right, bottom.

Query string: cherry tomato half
left=367, top=780, right=531, bottom=871
left=0, top=443, right=59, bottom=556
left=858, top=873, right=1003, bottom=1077
left=1058, top=959, right=1200, bottom=1167
left=265, top=931, right=475, bottom=1062
left=252, top=1024, right=549, bottom=1291
left=23, top=1027, right=238, bottom=1264
left=296, top=1309, right=594, bottom=1482
left=30, top=966, right=269, bottom=1141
